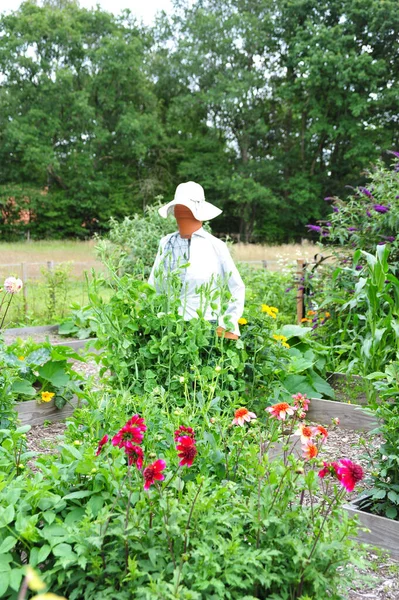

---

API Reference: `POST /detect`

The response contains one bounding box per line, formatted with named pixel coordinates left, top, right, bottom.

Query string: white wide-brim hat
left=158, top=181, right=222, bottom=221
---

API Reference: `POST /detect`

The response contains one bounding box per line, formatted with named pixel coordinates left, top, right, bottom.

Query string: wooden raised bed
left=344, top=498, right=399, bottom=559
left=3, top=324, right=96, bottom=352
left=15, top=396, right=81, bottom=426
left=307, top=397, right=378, bottom=431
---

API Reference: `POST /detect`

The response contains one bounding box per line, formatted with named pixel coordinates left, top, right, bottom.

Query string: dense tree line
left=0, top=0, right=398, bottom=242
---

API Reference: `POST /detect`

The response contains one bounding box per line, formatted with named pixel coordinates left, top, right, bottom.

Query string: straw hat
left=158, top=181, right=222, bottom=221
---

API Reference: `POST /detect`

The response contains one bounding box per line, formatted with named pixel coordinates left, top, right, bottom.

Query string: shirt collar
left=191, top=227, right=207, bottom=238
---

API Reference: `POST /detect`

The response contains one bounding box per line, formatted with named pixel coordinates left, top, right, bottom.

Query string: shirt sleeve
left=218, top=243, right=245, bottom=336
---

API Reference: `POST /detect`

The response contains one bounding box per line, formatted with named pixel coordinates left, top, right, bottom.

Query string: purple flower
left=382, top=236, right=395, bottom=242
left=366, top=210, right=372, bottom=218
left=324, top=197, right=334, bottom=202
left=306, top=224, right=322, bottom=233
left=395, top=195, right=399, bottom=200
left=347, top=227, right=358, bottom=231
left=373, top=204, right=390, bottom=213
left=378, top=242, right=386, bottom=245
left=332, top=207, right=339, bottom=213
left=359, top=187, right=374, bottom=198
left=285, top=287, right=293, bottom=293
left=388, top=151, right=399, bottom=158
left=326, top=222, right=332, bottom=227
left=355, top=265, right=363, bottom=271
left=321, top=232, right=329, bottom=237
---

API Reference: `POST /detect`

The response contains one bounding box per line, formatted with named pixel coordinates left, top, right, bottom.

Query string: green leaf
left=9, top=567, right=23, bottom=592
left=63, top=490, right=93, bottom=500
left=38, top=544, right=51, bottom=563
left=386, top=506, right=398, bottom=519
left=0, top=505, right=15, bottom=528
left=0, top=536, right=17, bottom=553
left=11, top=379, right=36, bottom=396
left=280, top=324, right=312, bottom=339
left=26, top=348, right=51, bottom=366
left=38, top=361, right=70, bottom=387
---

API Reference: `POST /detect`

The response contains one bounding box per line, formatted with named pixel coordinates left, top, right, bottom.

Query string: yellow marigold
left=238, top=317, right=248, bottom=325
left=273, top=334, right=288, bottom=342
left=301, top=318, right=311, bottom=323
left=18, top=356, right=25, bottom=361
left=282, top=342, right=290, bottom=349
left=307, top=310, right=316, bottom=316
left=324, top=311, right=331, bottom=318
left=41, top=391, right=55, bottom=403
left=261, top=304, right=278, bottom=318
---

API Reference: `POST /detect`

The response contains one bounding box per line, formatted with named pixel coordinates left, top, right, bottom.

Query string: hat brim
left=158, top=198, right=222, bottom=221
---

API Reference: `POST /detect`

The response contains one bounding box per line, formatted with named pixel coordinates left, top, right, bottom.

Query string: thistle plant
left=0, top=276, right=23, bottom=331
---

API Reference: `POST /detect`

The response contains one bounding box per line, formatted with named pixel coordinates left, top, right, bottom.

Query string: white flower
left=3, top=276, right=23, bottom=294
left=179, top=376, right=185, bottom=384
left=215, top=365, right=222, bottom=373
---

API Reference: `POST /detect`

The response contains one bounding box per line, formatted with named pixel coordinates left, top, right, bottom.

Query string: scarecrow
left=149, top=181, right=245, bottom=339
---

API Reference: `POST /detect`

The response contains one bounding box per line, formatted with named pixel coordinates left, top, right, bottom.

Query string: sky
left=0, top=0, right=173, bottom=25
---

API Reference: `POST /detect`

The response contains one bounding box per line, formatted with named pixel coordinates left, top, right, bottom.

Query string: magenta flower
left=306, top=225, right=322, bottom=234
left=143, top=459, right=166, bottom=490
left=124, top=443, right=144, bottom=469
left=112, top=420, right=145, bottom=448
left=176, top=436, right=197, bottom=467
left=359, top=187, right=373, bottom=198
left=95, top=434, right=108, bottom=456
left=174, top=425, right=195, bottom=442
left=336, top=459, right=364, bottom=492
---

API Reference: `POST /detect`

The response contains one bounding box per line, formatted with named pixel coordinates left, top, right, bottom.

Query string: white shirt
left=149, top=228, right=245, bottom=336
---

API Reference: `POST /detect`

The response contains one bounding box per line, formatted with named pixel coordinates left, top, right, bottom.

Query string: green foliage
left=0, top=339, right=85, bottom=408
left=0, top=0, right=398, bottom=241
left=0, top=388, right=362, bottom=599
left=41, top=262, right=72, bottom=321
left=58, top=303, right=97, bottom=339
left=315, top=159, right=399, bottom=271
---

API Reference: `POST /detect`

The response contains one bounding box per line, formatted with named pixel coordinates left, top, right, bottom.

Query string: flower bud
left=215, top=365, right=222, bottom=373
left=210, top=417, right=216, bottom=424
left=73, top=440, right=81, bottom=446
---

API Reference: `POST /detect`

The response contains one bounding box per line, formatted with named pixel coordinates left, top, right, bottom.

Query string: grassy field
left=0, top=239, right=320, bottom=327
left=0, top=239, right=320, bottom=276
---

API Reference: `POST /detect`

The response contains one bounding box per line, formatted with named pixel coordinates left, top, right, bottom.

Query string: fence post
left=21, top=262, right=28, bottom=316
left=296, top=259, right=305, bottom=325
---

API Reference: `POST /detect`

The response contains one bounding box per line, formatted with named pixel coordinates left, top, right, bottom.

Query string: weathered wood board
left=4, top=324, right=58, bottom=336
left=308, top=398, right=378, bottom=431
left=344, top=499, right=399, bottom=559
left=15, top=396, right=80, bottom=426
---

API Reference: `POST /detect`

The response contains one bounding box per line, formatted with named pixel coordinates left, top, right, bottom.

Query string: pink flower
left=112, top=422, right=144, bottom=448
left=265, top=402, right=296, bottom=420
left=95, top=434, right=108, bottom=456
left=126, top=414, right=147, bottom=432
left=294, top=423, right=313, bottom=444
left=174, top=425, right=195, bottom=442
left=318, top=461, right=339, bottom=479
left=232, top=407, right=257, bottom=426
left=311, top=425, right=328, bottom=440
left=143, top=459, right=166, bottom=490
left=292, top=393, right=310, bottom=412
left=124, top=443, right=144, bottom=470
left=336, top=459, right=364, bottom=492
left=4, top=276, right=23, bottom=294
left=176, top=436, right=197, bottom=467
left=302, top=443, right=318, bottom=460
left=331, top=417, right=340, bottom=426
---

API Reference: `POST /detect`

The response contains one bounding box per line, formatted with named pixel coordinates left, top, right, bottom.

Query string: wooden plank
left=344, top=500, right=399, bottom=559
left=53, top=338, right=96, bottom=351
left=15, top=396, right=80, bottom=426
left=307, top=398, right=378, bottom=431
left=4, top=324, right=58, bottom=336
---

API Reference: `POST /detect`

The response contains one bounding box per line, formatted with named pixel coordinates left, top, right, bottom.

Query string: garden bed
left=3, top=324, right=96, bottom=352
left=15, top=395, right=81, bottom=426
left=307, top=397, right=378, bottom=431
left=344, top=498, right=399, bottom=560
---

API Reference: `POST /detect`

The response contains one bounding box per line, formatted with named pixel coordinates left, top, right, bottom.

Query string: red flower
left=143, top=459, right=166, bottom=490
left=95, top=434, right=108, bottom=456
left=318, top=461, right=339, bottom=479
left=112, top=423, right=144, bottom=448
left=176, top=436, right=197, bottom=467
left=124, top=443, right=144, bottom=470
left=174, top=425, right=195, bottom=442
left=232, top=407, right=257, bottom=426
left=336, top=459, right=364, bottom=492
left=126, top=414, right=147, bottom=432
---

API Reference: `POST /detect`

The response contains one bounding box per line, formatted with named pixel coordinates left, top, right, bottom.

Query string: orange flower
left=307, top=310, right=316, bottom=316
left=232, top=407, right=257, bottom=426
left=324, top=311, right=331, bottom=318
left=312, top=425, right=328, bottom=440
left=301, top=318, right=311, bottom=323
left=302, top=443, right=318, bottom=460
left=294, top=423, right=314, bottom=444
left=266, top=402, right=296, bottom=420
